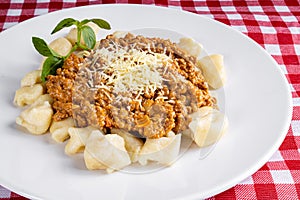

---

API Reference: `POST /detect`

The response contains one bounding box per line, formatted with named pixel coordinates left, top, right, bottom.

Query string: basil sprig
left=32, top=18, right=111, bottom=82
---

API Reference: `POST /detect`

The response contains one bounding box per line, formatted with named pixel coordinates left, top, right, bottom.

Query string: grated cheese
left=86, top=43, right=174, bottom=99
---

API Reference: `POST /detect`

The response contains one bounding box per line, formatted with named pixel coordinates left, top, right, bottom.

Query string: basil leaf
left=51, top=18, right=77, bottom=34
left=32, top=37, right=62, bottom=58
left=32, top=37, right=55, bottom=57
left=79, top=19, right=91, bottom=26
left=41, top=56, right=64, bottom=82
left=90, top=19, right=111, bottom=30
left=81, top=26, right=96, bottom=49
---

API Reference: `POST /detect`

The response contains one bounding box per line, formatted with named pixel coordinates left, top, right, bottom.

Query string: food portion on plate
left=13, top=18, right=228, bottom=173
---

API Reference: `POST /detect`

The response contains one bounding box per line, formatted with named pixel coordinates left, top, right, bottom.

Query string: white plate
left=0, top=4, right=292, bottom=200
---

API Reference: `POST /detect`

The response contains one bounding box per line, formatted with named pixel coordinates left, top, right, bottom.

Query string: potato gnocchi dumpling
left=111, top=128, right=143, bottom=162
left=138, top=132, right=181, bottom=166
left=50, top=117, right=75, bottom=143
left=49, top=37, right=73, bottom=57
left=112, top=31, right=129, bottom=39
left=197, top=54, right=226, bottom=89
left=178, top=37, right=203, bottom=57
left=32, top=94, right=53, bottom=105
left=16, top=94, right=53, bottom=135
left=14, top=84, right=44, bottom=107
left=21, top=70, right=42, bottom=87
left=65, top=126, right=98, bottom=155
left=84, top=130, right=131, bottom=173
left=189, top=106, right=228, bottom=147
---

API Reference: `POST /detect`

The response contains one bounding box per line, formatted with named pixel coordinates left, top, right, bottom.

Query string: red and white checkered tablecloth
left=0, top=0, right=299, bottom=199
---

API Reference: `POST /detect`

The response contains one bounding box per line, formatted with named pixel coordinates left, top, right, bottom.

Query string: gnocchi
left=84, top=130, right=131, bottom=173
left=178, top=37, right=203, bottom=57
left=21, top=70, right=42, bottom=87
left=16, top=94, right=53, bottom=135
left=49, top=37, right=73, bottom=57
left=65, top=126, right=98, bottom=155
left=197, top=54, right=226, bottom=89
left=14, top=84, right=44, bottom=107
left=138, top=132, right=181, bottom=166
left=112, top=31, right=129, bottom=39
left=189, top=106, right=228, bottom=147
left=32, top=94, right=53, bottom=105
left=50, top=117, right=75, bottom=143
left=111, top=128, right=143, bottom=162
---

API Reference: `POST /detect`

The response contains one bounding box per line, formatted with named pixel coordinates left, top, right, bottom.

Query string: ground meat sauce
left=46, top=33, right=215, bottom=139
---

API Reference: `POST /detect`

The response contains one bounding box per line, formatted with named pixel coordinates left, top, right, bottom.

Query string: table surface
left=0, top=0, right=299, bottom=199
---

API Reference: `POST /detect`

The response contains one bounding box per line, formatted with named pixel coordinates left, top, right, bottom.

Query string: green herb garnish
left=32, top=18, right=111, bottom=82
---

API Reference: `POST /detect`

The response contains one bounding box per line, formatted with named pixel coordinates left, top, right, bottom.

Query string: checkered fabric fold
left=0, top=0, right=299, bottom=199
